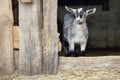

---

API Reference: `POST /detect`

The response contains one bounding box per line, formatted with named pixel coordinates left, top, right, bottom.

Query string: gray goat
left=63, top=6, right=96, bottom=57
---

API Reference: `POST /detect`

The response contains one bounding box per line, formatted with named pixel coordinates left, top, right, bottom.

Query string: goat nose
left=78, top=20, right=81, bottom=22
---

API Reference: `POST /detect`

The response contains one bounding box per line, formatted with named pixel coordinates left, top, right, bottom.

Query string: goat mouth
left=78, top=22, right=83, bottom=25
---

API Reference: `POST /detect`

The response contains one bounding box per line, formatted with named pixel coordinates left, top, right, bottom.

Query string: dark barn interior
left=12, top=0, right=19, bottom=26
left=58, top=0, right=120, bottom=56
left=11, top=0, right=120, bottom=56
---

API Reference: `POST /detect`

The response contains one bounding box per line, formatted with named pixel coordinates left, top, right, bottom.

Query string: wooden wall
left=19, top=0, right=43, bottom=75
left=0, top=0, right=59, bottom=76
left=42, top=0, right=59, bottom=74
left=19, top=0, right=59, bottom=75
left=0, top=0, right=14, bottom=75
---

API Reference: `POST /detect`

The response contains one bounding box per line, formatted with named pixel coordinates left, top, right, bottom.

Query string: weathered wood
left=19, top=0, right=59, bottom=75
left=19, top=0, right=32, bottom=3
left=59, top=56, right=120, bottom=71
left=42, top=0, right=59, bottom=74
left=19, top=0, right=43, bottom=75
left=13, top=26, right=61, bottom=51
left=13, top=26, right=19, bottom=49
left=14, top=50, right=19, bottom=70
left=0, top=0, right=14, bottom=75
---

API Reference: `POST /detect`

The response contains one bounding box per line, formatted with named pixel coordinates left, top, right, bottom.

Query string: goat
left=63, top=6, right=96, bottom=57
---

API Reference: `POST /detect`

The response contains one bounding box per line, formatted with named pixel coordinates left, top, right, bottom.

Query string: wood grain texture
left=19, top=0, right=43, bottom=75
left=13, top=26, right=19, bottom=49
left=19, top=0, right=59, bottom=75
left=59, top=56, right=120, bottom=71
left=14, top=50, right=19, bottom=70
left=42, top=0, right=59, bottom=74
left=0, top=0, right=14, bottom=75
left=19, top=0, right=32, bottom=3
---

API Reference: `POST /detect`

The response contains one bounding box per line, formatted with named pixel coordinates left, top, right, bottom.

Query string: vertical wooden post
left=42, top=0, right=58, bottom=74
left=19, top=0, right=32, bottom=3
left=19, top=0, right=59, bottom=75
left=19, top=0, right=43, bottom=75
left=0, top=0, right=14, bottom=75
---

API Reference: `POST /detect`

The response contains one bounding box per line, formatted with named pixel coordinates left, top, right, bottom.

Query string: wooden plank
left=13, top=27, right=61, bottom=51
left=42, top=0, right=59, bottom=74
left=14, top=50, right=19, bottom=70
left=19, top=0, right=43, bottom=75
left=19, top=0, right=32, bottom=3
left=0, top=0, right=14, bottom=75
left=59, top=56, right=120, bottom=71
left=13, top=26, right=19, bottom=49
left=13, top=26, right=60, bottom=72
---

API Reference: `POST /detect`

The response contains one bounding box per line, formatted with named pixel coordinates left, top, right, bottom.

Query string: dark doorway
left=12, top=0, right=19, bottom=26
left=57, top=0, right=120, bottom=56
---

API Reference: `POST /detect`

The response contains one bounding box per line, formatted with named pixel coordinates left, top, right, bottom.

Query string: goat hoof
left=67, top=51, right=75, bottom=57
left=79, top=51, right=86, bottom=56
left=65, top=54, right=69, bottom=57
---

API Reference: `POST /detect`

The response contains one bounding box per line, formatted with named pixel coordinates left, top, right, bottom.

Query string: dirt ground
left=0, top=51, right=120, bottom=80
left=0, top=70, right=120, bottom=80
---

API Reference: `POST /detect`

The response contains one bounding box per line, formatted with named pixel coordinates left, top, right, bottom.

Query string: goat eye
left=80, top=15, right=83, bottom=18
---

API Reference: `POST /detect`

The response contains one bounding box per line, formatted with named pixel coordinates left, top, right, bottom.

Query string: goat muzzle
left=79, top=22, right=83, bottom=25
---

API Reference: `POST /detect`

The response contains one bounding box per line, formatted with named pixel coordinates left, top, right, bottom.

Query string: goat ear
left=65, top=6, right=76, bottom=14
left=86, top=8, right=96, bottom=15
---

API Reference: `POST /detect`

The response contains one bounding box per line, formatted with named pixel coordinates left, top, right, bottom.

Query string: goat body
left=62, top=6, right=96, bottom=57
left=63, top=13, right=88, bottom=56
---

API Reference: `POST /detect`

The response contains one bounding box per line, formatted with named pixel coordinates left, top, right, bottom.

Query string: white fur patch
left=78, top=8, right=83, bottom=12
left=76, top=16, right=80, bottom=20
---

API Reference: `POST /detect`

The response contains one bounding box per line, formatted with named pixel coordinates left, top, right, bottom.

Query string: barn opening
left=58, top=0, right=120, bottom=56
left=11, top=0, right=120, bottom=57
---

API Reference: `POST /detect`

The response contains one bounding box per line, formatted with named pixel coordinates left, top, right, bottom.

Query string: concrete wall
left=58, top=0, right=120, bottom=48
